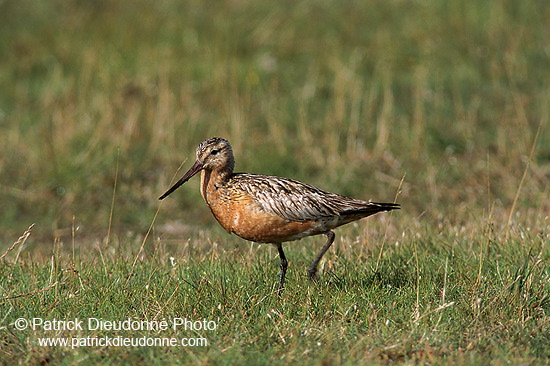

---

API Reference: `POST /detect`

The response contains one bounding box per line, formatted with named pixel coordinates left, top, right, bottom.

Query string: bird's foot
left=307, top=267, right=318, bottom=282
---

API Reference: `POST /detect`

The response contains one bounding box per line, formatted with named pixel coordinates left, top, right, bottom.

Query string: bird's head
left=159, top=137, right=234, bottom=200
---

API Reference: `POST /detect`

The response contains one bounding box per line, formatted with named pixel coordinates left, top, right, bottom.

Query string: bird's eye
left=211, top=149, right=220, bottom=156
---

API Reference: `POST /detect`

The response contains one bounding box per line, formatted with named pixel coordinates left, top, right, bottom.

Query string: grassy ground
left=1, top=0, right=549, bottom=364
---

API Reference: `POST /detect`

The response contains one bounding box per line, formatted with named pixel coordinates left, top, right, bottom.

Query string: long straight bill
left=159, top=160, right=203, bottom=200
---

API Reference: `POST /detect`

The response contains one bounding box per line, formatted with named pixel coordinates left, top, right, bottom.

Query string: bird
left=159, top=137, right=399, bottom=293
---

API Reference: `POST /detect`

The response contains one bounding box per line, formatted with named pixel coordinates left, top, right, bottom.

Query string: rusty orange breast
left=206, top=187, right=316, bottom=243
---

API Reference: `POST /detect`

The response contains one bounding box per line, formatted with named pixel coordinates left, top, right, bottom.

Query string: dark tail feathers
left=342, top=202, right=400, bottom=216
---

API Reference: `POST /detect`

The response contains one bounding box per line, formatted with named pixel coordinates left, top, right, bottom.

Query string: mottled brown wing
left=229, top=174, right=394, bottom=222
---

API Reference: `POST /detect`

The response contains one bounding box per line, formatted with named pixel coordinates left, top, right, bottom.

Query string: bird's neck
left=200, top=166, right=232, bottom=202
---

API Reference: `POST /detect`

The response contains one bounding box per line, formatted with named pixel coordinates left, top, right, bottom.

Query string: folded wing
left=230, top=174, right=399, bottom=222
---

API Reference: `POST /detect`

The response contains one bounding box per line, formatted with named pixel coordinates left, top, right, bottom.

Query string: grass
left=1, top=0, right=549, bottom=364
left=2, top=216, right=549, bottom=364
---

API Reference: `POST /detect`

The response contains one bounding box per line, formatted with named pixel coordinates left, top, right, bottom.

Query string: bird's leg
left=276, top=243, right=288, bottom=294
left=307, top=231, right=335, bottom=280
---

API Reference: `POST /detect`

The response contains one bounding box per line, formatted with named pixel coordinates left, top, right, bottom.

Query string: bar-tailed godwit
left=160, top=137, right=399, bottom=292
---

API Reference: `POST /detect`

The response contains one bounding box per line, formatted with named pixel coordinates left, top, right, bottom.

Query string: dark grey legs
left=275, top=230, right=335, bottom=294
left=276, top=243, right=288, bottom=294
left=307, top=231, right=335, bottom=280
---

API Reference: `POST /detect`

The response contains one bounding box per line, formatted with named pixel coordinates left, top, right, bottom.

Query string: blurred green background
left=0, top=0, right=548, bottom=247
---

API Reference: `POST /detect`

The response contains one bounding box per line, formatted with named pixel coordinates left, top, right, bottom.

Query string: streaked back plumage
left=228, top=173, right=398, bottom=223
